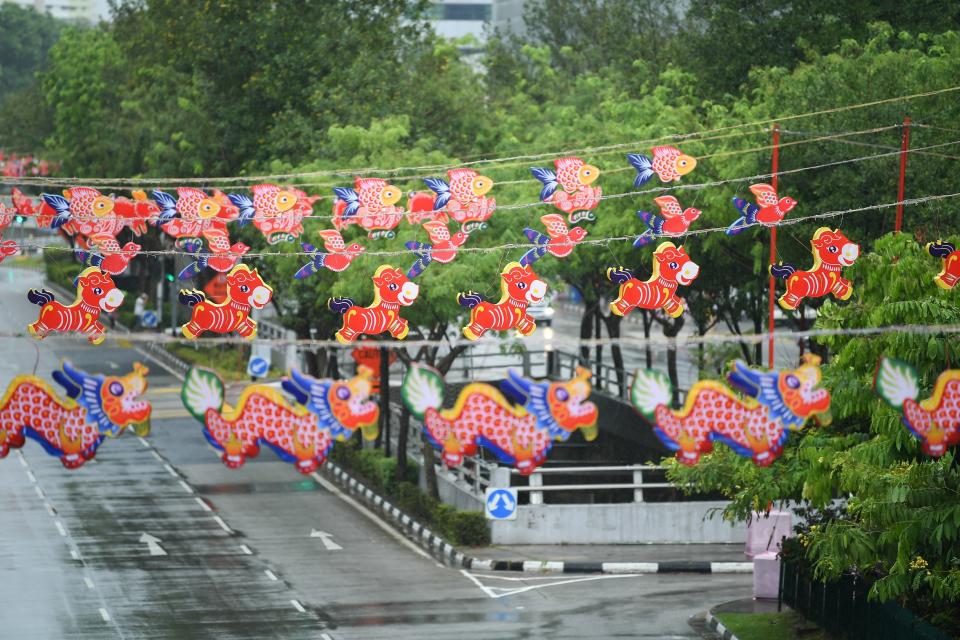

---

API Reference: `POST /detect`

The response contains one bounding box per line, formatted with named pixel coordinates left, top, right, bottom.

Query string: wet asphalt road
left=0, top=267, right=751, bottom=639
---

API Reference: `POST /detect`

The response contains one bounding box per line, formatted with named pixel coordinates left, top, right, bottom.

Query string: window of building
left=428, top=3, right=491, bottom=21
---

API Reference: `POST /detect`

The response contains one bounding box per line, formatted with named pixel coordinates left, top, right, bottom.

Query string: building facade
left=6, top=0, right=110, bottom=23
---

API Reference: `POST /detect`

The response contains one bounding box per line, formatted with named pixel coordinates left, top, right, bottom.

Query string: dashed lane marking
left=239, top=545, right=253, bottom=555
left=213, top=516, right=232, bottom=534
left=264, top=570, right=278, bottom=581
left=291, top=600, right=306, bottom=614
left=163, top=463, right=178, bottom=478
left=138, top=437, right=151, bottom=448
left=84, top=577, right=95, bottom=590
left=99, top=608, right=111, bottom=622
left=179, top=480, right=193, bottom=494
left=151, top=451, right=163, bottom=462
left=54, top=521, right=66, bottom=537
left=26, top=470, right=36, bottom=483
left=195, top=496, right=212, bottom=512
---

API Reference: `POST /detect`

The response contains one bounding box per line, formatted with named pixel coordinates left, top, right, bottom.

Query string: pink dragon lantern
left=227, top=184, right=319, bottom=244
left=630, top=355, right=831, bottom=466
left=0, top=361, right=152, bottom=468
left=27, top=266, right=125, bottom=345
left=769, top=227, right=860, bottom=310
left=180, top=365, right=378, bottom=473
left=607, top=241, right=700, bottom=319
left=875, top=357, right=960, bottom=457
left=531, top=157, right=602, bottom=223
left=927, top=241, right=960, bottom=289
left=402, top=364, right=598, bottom=474
left=422, top=168, right=496, bottom=233
left=726, top=183, right=797, bottom=235
left=332, top=178, right=405, bottom=239
left=457, top=261, right=548, bottom=340
left=178, top=264, right=273, bottom=339
left=328, top=265, right=420, bottom=343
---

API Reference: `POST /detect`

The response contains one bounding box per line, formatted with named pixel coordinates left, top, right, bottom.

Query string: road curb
left=320, top=462, right=753, bottom=575
left=705, top=609, right=740, bottom=640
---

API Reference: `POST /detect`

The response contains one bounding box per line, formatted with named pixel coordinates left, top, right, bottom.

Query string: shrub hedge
left=330, top=446, right=490, bottom=547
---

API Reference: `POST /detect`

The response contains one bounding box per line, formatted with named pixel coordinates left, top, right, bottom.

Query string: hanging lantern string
left=4, top=82, right=959, bottom=186
left=6, top=136, right=959, bottom=225
left=14, top=190, right=960, bottom=258
left=3, top=123, right=901, bottom=191
left=2, top=321, right=959, bottom=350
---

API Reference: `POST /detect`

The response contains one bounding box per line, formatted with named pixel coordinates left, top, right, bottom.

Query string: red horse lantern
left=178, top=264, right=273, bottom=339
left=328, top=265, right=420, bottom=343
left=927, top=241, right=960, bottom=289
left=27, top=267, right=125, bottom=345
left=607, top=241, right=700, bottom=319
left=458, top=261, right=548, bottom=340
left=770, top=227, right=859, bottom=310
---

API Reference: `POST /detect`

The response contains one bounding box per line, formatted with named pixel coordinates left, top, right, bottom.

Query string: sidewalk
left=464, top=543, right=752, bottom=574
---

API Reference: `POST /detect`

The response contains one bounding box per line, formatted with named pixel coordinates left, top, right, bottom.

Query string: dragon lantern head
left=727, top=354, right=831, bottom=430
left=282, top=367, right=380, bottom=442
left=52, top=360, right=152, bottom=437
left=503, top=367, right=599, bottom=441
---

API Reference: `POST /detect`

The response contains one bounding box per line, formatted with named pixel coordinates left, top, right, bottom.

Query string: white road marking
left=26, top=470, right=36, bottom=483
left=264, top=569, right=278, bottom=581
left=291, top=599, right=306, bottom=613
left=711, top=562, right=754, bottom=573
left=34, top=485, right=44, bottom=499
left=320, top=634, right=334, bottom=640
left=44, top=502, right=56, bottom=517
left=179, top=480, right=193, bottom=493
left=213, top=516, right=232, bottom=534
left=139, top=533, right=167, bottom=556
left=460, top=570, right=639, bottom=599
left=99, top=608, right=111, bottom=622
left=151, top=451, right=163, bottom=462
left=194, top=497, right=212, bottom=512
left=84, top=577, right=95, bottom=590
left=70, top=549, right=80, bottom=561
left=163, top=464, right=178, bottom=477
left=55, top=521, right=66, bottom=537
left=310, top=530, right=343, bottom=551
left=310, top=471, right=432, bottom=561
left=107, top=361, right=119, bottom=370
left=16, top=451, right=28, bottom=467
left=239, top=544, right=253, bottom=555
left=138, top=437, right=151, bottom=448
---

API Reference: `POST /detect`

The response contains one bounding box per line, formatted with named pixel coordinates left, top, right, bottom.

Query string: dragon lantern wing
left=874, top=357, right=920, bottom=409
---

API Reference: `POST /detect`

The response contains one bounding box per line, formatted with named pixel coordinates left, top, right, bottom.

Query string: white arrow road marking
left=139, top=533, right=167, bottom=556
left=310, top=530, right=343, bottom=550
left=460, top=570, right=640, bottom=599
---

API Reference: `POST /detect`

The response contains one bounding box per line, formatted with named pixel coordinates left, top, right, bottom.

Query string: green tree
left=0, top=3, right=63, bottom=101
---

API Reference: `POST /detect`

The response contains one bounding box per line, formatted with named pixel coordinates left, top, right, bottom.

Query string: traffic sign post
left=141, top=310, right=159, bottom=328
left=484, top=488, right=518, bottom=520
left=247, top=342, right=272, bottom=378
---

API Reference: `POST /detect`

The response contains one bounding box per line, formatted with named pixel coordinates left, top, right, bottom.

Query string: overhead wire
left=4, top=84, right=959, bottom=187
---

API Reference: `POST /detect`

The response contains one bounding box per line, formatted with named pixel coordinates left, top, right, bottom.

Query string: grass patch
left=7, top=254, right=45, bottom=269
left=715, top=610, right=833, bottom=640
left=165, top=343, right=281, bottom=381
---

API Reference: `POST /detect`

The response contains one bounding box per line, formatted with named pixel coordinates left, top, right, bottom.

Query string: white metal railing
left=512, top=465, right=675, bottom=504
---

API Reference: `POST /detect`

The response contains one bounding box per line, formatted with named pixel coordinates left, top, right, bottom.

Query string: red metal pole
left=895, top=117, right=911, bottom=233
left=768, top=124, right=780, bottom=369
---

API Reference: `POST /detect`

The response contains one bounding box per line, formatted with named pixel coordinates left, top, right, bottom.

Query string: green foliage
left=331, top=445, right=489, bottom=546
left=714, top=610, right=828, bottom=640
left=0, top=3, right=63, bottom=101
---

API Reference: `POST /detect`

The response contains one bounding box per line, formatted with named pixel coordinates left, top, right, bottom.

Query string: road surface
left=0, top=266, right=751, bottom=639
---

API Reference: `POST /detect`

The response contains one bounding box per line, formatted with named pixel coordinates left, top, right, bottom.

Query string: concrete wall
left=421, top=465, right=485, bottom=513
left=491, top=501, right=748, bottom=545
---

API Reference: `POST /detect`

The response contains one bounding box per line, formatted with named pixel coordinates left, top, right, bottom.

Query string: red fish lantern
left=458, top=261, right=548, bottom=340
left=180, top=366, right=379, bottom=474
left=627, top=146, right=697, bottom=187
left=0, top=236, right=18, bottom=263
left=405, top=191, right=448, bottom=227
left=769, top=227, right=859, bottom=310
left=153, top=187, right=239, bottom=252
left=633, top=196, right=701, bottom=247
left=607, top=241, right=700, bottom=319
left=401, top=365, right=598, bottom=474
left=927, top=241, right=960, bottom=289
left=875, top=357, right=960, bottom=457
left=227, top=184, right=319, bottom=244
left=531, top=157, right=601, bottom=223
left=295, top=229, right=366, bottom=279
left=423, top=168, right=496, bottom=233
left=40, top=188, right=156, bottom=255
left=332, top=178, right=405, bottom=239
left=521, top=214, right=588, bottom=263
left=328, top=265, right=420, bottom=343
left=178, top=264, right=273, bottom=339
left=27, top=266, right=125, bottom=345
left=726, top=183, right=797, bottom=235
left=630, top=355, right=831, bottom=466
left=0, top=361, right=152, bottom=468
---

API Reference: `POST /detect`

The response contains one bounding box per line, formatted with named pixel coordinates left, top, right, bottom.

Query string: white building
left=428, top=0, right=492, bottom=49
left=6, top=0, right=111, bottom=23
left=491, top=0, right=528, bottom=37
